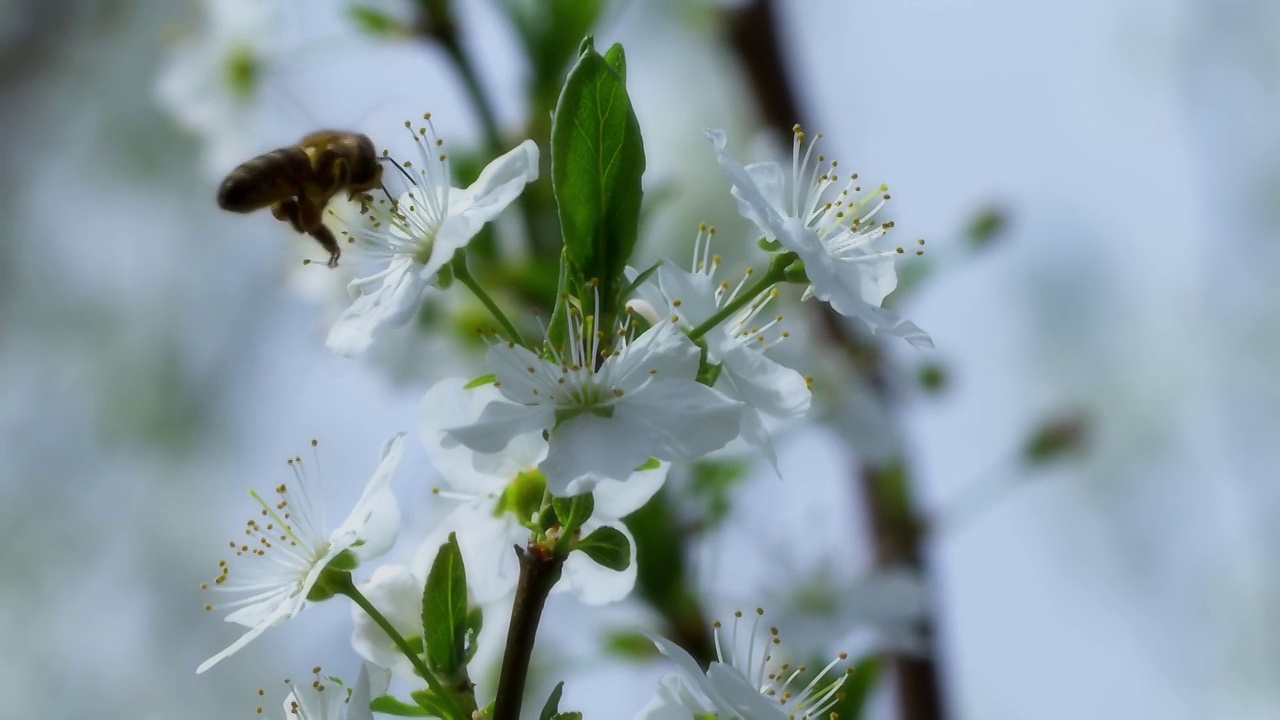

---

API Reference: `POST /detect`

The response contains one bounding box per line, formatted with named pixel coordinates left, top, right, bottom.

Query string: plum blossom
left=639, top=610, right=848, bottom=720
left=280, top=664, right=389, bottom=720
left=706, top=128, right=931, bottom=349
left=630, top=226, right=811, bottom=469
left=417, top=379, right=667, bottom=604
left=197, top=436, right=404, bottom=673
left=444, top=300, right=744, bottom=496
left=326, top=117, right=539, bottom=356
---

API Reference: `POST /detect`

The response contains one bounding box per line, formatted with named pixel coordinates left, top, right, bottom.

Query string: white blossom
left=417, top=379, right=668, bottom=605
left=444, top=298, right=744, bottom=496
left=197, top=436, right=404, bottom=673
left=156, top=0, right=287, bottom=176
left=630, top=226, right=811, bottom=469
left=281, top=664, right=389, bottom=720
left=326, top=118, right=539, bottom=356
left=639, top=610, right=848, bottom=720
left=348, top=564, right=425, bottom=681
left=706, top=128, right=931, bottom=349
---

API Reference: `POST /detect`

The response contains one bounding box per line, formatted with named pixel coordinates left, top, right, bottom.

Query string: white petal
left=853, top=252, right=900, bottom=307
left=350, top=565, right=423, bottom=681
left=437, top=140, right=540, bottom=248
left=485, top=341, right=555, bottom=405
left=705, top=128, right=788, bottom=241
left=737, top=406, right=779, bottom=475
left=706, top=662, right=786, bottom=719
left=411, top=503, right=526, bottom=604
left=591, top=461, right=669, bottom=519
left=446, top=400, right=552, bottom=454
left=619, top=380, right=743, bottom=462
left=649, top=634, right=731, bottom=710
left=196, top=599, right=294, bottom=674
left=540, top=413, right=653, bottom=495
left=656, top=262, right=719, bottom=327
left=719, top=344, right=811, bottom=420
left=330, top=434, right=404, bottom=561
left=609, top=320, right=701, bottom=392
left=635, top=675, right=708, bottom=720
left=326, top=257, right=428, bottom=356
left=420, top=380, right=523, bottom=494
left=558, top=518, right=636, bottom=605
left=743, top=161, right=787, bottom=216
left=348, top=664, right=391, bottom=720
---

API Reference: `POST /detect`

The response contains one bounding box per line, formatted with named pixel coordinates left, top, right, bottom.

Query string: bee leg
left=271, top=199, right=306, bottom=234
left=296, top=197, right=341, bottom=268
left=308, top=225, right=342, bottom=268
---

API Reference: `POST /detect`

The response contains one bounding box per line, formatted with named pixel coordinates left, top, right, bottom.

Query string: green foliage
left=965, top=205, right=1008, bottom=250
left=409, top=689, right=454, bottom=718
left=537, top=681, right=582, bottom=720
left=1022, top=411, right=1088, bottom=465
left=575, top=526, right=630, bottom=571
left=917, top=362, right=949, bottom=393
left=602, top=628, right=658, bottom=659
left=464, top=605, right=484, bottom=663
left=347, top=5, right=409, bottom=37
left=370, top=695, right=431, bottom=716
left=551, top=38, right=646, bottom=321
left=688, top=458, right=749, bottom=529
left=421, top=533, right=469, bottom=676
left=538, top=681, right=565, bottom=720
left=552, top=492, right=595, bottom=536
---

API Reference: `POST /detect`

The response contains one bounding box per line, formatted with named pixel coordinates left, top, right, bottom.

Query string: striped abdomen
left=216, top=146, right=315, bottom=212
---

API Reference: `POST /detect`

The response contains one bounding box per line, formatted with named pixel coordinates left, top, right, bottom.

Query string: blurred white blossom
left=281, top=664, right=389, bottom=720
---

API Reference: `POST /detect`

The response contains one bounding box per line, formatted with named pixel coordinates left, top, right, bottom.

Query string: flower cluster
left=189, top=33, right=933, bottom=718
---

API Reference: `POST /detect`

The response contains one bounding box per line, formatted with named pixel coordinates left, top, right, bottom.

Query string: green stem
left=339, top=579, right=466, bottom=720
left=686, top=252, right=796, bottom=342
left=453, top=254, right=526, bottom=345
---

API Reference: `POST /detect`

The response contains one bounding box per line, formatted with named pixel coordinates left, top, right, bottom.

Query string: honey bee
left=217, top=131, right=385, bottom=267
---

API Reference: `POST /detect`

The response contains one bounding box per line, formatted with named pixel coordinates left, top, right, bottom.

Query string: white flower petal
left=706, top=662, right=786, bottom=719
left=348, top=664, right=390, bottom=720
left=609, top=320, right=702, bottom=391
left=656, top=262, right=719, bottom=327
left=743, top=160, right=787, bottom=216
left=591, top=461, right=668, bottom=519
left=705, top=128, right=789, bottom=241
left=350, top=565, right=423, bottom=681
left=442, top=140, right=540, bottom=242
left=558, top=518, right=636, bottom=605
left=719, top=344, right=810, bottom=420
left=197, top=599, right=294, bottom=673
left=618, top=381, right=743, bottom=462
left=635, top=675, right=708, bottom=720
left=649, top=634, right=732, bottom=710
left=330, top=434, right=404, bottom=561
left=326, top=257, right=428, bottom=356
left=421, top=380, right=521, bottom=494
left=540, top=413, right=653, bottom=495
left=447, top=400, right=552, bottom=454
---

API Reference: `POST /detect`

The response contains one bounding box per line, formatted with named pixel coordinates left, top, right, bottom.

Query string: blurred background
left=2, top=0, right=1278, bottom=718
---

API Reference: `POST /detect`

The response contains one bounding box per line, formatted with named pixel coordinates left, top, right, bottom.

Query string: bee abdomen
left=216, top=147, right=313, bottom=212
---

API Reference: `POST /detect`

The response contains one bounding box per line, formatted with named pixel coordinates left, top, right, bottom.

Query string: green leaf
left=538, top=681, right=565, bottom=720
left=409, top=689, right=453, bottom=718
left=553, top=713, right=583, bottom=720
left=370, top=695, right=430, bottom=716
left=603, top=42, right=626, bottom=79
left=464, top=605, right=484, bottom=663
left=421, top=533, right=468, bottom=675
left=550, top=39, right=646, bottom=317
left=347, top=5, right=408, bottom=37
left=552, top=493, right=594, bottom=535
left=575, top=526, right=630, bottom=571
left=603, top=628, right=660, bottom=659
left=463, top=373, right=496, bottom=389
left=1022, top=411, right=1088, bottom=465
left=965, top=205, right=1008, bottom=250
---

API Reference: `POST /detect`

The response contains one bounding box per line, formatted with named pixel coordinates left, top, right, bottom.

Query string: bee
left=216, top=131, right=385, bottom=268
